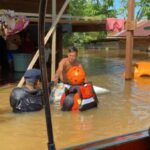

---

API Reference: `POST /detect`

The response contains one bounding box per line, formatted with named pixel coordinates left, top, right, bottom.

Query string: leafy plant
left=117, top=0, right=150, bottom=20
left=63, top=0, right=116, bottom=47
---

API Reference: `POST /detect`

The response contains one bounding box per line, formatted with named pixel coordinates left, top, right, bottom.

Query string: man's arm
left=51, top=59, right=64, bottom=83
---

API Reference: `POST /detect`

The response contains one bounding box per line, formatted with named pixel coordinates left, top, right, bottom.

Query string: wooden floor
left=104, top=137, right=150, bottom=150
left=63, top=130, right=150, bottom=150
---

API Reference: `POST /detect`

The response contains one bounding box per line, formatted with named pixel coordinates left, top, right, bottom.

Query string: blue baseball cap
left=24, top=69, right=41, bottom=80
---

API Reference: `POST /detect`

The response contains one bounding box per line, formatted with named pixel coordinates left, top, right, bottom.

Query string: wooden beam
left=51, top=0, right=57, bottom=79
left=0, top=11, right=106, bottom=22
left=17, top=0, right=71, bottom=87
left=0, top=0, right=66, bottom=13
left=125, top=0, right=135, bottom=80
left=72, top=24, right=106, bottom=32
left=0, top=1, right=40, bottom=13
left=29, top=18, right=106, bottom=25
left=56, top=25, right=63, bottom=66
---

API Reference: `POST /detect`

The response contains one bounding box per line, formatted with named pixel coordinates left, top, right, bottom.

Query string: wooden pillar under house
left=56, top=24, right=63, bottom=69
left=51, top=0, right=57, bottom=80
left=125, top=0, right=135, bottom=80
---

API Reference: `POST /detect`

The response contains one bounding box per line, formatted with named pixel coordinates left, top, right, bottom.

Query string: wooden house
left=108, top=20, right=150, bottom=51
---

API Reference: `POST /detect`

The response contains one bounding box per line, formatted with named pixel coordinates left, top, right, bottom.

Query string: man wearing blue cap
left=10, top=68, right=43, bottom=113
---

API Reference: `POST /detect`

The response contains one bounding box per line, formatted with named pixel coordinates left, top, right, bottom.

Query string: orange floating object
left=134, top=61, right=150, bottom=78
left=71, top=93, right=80, bottom=111
left=67, top=66, right=86, bottom=85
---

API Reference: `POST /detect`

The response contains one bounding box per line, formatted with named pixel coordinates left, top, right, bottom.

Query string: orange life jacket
left=60, top=83, right=98, bottom=111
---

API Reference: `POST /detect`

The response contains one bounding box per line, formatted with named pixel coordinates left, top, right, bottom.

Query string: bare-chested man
left=52, top=46, right=86, bottom=84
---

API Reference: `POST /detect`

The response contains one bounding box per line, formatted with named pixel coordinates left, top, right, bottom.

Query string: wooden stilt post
left=56, top=25, right=63, bottom=67
left=51, top=0, right=57, bottom=80
left=38, top=0, right=56, bottom=149
left=125, top=0, right=135, bottom=79
left=17, top=0, right=70, bottom=87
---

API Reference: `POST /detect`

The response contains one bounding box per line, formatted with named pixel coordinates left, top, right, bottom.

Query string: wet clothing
left=10, top=87, right=43, bottom=113
left=61, top=83, right=98, bottom=111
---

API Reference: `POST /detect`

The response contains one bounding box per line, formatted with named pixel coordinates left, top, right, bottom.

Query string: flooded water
left=1, top=50, right=150, bottom=150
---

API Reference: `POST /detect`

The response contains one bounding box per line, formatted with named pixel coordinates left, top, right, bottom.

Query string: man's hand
left=51, top=75, right=59, bottom=84
left=49, top=81, right=55, bottom=88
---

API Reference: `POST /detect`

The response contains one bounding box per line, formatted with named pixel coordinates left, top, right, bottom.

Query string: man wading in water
left=52, top=46, right=86, bottom=84
left=51, top=47, right=98, bottom=111
left=10, top=69, right=43, bottom=113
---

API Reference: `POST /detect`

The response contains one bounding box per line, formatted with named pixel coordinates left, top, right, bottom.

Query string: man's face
left=68, top=51, right=77, bottom=63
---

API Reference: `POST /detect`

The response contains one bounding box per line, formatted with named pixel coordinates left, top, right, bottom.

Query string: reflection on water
left=1, top=50, right=150, bottom=149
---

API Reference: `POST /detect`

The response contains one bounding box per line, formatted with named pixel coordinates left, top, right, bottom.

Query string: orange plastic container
left=134, top=61, right=150, bottom=78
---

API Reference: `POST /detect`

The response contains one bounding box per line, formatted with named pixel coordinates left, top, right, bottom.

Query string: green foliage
left=136, top=0, right=150, bottom=20
left=117, top=0, right=150, bottom=20
left=63, top=0, right=116, bottom=47
left=68, top=0, right=115, bottom=17
left=63, top=32, right=107, bottom=47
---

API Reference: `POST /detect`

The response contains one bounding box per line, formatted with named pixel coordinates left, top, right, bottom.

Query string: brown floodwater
left=1, top=49, right=150, bottom=150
